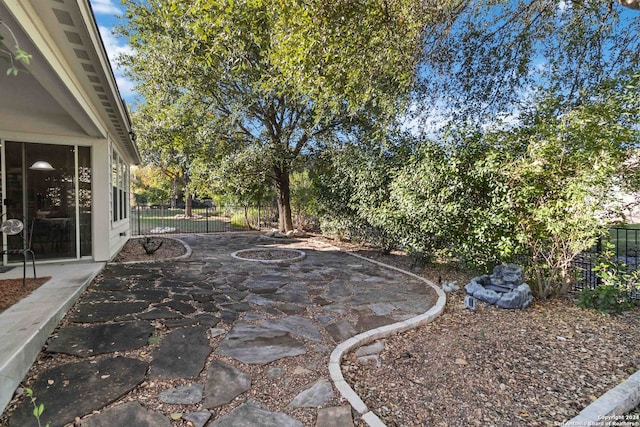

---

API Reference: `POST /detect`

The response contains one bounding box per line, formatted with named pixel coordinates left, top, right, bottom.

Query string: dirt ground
left=0, top=277, right=51, bottom=312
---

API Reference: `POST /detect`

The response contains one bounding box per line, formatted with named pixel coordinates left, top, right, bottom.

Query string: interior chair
left=0, top=218, right=37, bottom=286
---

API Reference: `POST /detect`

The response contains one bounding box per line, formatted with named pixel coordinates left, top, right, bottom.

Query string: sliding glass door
left=1, top=142, right=91, bottom=262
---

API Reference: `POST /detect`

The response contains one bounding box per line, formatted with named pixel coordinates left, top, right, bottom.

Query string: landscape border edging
left=314, top=239, right=447, bottom=427
left=564, top=369, right=640, bottom=426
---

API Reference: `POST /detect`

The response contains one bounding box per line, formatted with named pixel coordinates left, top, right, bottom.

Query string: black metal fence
left=572, top=227, right=640, bottom=298
left=130, top=205, right=278, bottom=236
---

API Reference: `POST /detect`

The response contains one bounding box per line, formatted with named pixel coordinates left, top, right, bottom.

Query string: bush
left=578, top=241, right=640, bottom=313
left=577, top=285, right=635, bottom=314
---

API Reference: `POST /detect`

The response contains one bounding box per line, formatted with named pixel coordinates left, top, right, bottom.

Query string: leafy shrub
left=577, top=285, right=635, bottom=314
left=577, top=241, right=639, bottom=314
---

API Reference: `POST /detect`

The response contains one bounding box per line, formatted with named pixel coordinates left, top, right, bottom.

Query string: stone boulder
left=464, top=264, right=533, bottom=309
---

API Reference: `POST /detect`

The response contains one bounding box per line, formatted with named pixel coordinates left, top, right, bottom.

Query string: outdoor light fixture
left=29, top=161, right=55, bottom=171
left=128, top=131, right=137, bottom=142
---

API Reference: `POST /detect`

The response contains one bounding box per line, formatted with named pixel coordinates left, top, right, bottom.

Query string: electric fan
left=0, top=219, right=24, bottom=236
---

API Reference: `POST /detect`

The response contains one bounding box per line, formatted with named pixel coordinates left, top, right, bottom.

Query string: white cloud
left=91, top=0, right=122, bottom=15
left=98, top=25, right=136, bottom=102
left=98, top=25, right=132, bottom=62
left=116, top=75, right=137, bottom=101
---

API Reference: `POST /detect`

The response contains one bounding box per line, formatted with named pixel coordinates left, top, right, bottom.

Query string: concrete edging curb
left=314, top=240, right=447, bottom=427
left=564, top=369, right=640, bottom=426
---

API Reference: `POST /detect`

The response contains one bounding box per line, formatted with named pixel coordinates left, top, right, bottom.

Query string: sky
left=92, top=0, right=640, bottom=111
left=89, top=0, right=137, bottom=105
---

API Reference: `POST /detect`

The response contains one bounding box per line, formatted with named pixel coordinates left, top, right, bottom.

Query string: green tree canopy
left=416, top=0, right=640, bottom=123
left=119, top=0, right=431, bottom=231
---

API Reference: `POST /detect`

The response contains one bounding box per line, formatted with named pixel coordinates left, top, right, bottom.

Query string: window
left=111, top=149, right=128, bottom=223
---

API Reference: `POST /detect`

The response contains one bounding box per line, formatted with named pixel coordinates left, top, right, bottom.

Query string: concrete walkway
left=0, top=233, right=442, bottom=427
left=0, top=262, right=104, bottom=413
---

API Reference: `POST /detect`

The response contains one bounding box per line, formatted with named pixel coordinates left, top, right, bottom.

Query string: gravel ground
left=329, top=240, right=640, bottom=427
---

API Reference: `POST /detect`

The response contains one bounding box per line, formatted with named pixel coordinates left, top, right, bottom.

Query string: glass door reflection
left=27, top=144, right=77, bottom=259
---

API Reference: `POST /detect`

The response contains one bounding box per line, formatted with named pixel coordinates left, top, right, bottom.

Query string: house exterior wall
left=1, top=0, right=140, bottom=263
left=0, top=131, right=132, bottom=262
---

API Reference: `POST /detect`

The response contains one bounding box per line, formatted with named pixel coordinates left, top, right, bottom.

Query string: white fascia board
left=77, top=0, right=141, bottom=164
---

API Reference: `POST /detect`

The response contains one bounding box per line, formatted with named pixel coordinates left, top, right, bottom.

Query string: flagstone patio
left=3, top=233, right=443, bottom=427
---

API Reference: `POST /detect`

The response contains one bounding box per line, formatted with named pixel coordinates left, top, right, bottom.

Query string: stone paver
left=316, top=405, right=355, bottom=427
left=9, top=357, right=147, bottom=427
left=45, top=320, right=154, bottom=356
left=290, top=379, right=334, bottom=408
left=81, top=401, right=171, bottom=427
left=210, top=402, right=303, bottom=427
left=183, top=411, right=212, bottom=427
left=203, top=360, right=251, bottom=408
left=158, top=384, right=204, bottom=404
left=8, top=233, right=438, bottom=426
left=151, top=325, right=211, bottom=378
left=215, top=322, right=307, bottom=364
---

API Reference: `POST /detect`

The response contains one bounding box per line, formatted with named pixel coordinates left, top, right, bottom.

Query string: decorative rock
left=495, top=283, right=533, bottom=309
left=368, top=303, right=396, bottom=316
left=289, top=379, right=334, bottom=408
left=325, top=319, right=358, bottom=343
left=203, top=360, right=251, bottom=408
left=357, top=354, right=381, bottom=367
left=316, top=405, right=354, bottom=427
left=442, top=282, right=460, bottom=292
left=267, top=367, right=285, bottom=378
left=464, top=280, right=484, bottom=296
left=158, top=385, right=204, bottom=404
left=81, top=401, right=171, bottom=427
left=473, top=287, right=501, bottom=305
left=355, top=341, right=385, bottom=358
left=151, top=326, right=211, bottom=378
left=210, top=402, right=303, bottom=427
left=183, top=411, right=212, bottom=427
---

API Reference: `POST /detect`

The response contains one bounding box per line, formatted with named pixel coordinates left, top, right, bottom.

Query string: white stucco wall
left=0, top=131, right=131, bottom=263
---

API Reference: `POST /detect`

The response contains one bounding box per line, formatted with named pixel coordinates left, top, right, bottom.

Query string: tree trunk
left=274, top=164, right=294, bottom=232
left=243, top=204, right=251, bottom=229
left=185, top=193, right=193, bottom=217
left=184, top=172, right=192, bottom=217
